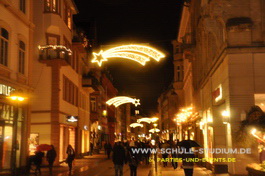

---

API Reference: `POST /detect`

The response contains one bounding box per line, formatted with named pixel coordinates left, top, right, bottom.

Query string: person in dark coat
left=90, top=142, right=94, bottom=156
left=46, top=145, right=57, bottom=174
left=104, top=142, right=112, bottom=159
left=66, top=145, right=75, bottom=173
left=128, top=147, right=139, bottom=176
left=112, top=142, right=127, bottom=176
left=181, top=147, right=196, bottom=176
left=34, top=150, right=44, bottom=175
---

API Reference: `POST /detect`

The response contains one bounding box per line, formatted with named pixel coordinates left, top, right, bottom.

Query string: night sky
left=74, top=0, right=182, bottom=115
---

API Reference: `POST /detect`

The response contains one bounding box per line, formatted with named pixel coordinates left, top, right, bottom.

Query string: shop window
left=18, top=41, right=26, bottom=74
left=0, top=28, right=9, bottom=66
left=20, top=0, right=26, bottom=13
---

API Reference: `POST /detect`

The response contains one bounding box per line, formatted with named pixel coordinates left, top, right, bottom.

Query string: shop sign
left=67, top=116, right=78, bottom=122
left=212, top=85, right=222, bottom=102
left=0, top=84, right=15, bottom=96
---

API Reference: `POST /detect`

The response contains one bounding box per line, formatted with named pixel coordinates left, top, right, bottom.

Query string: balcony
left=38, top=45, right=72, bottom=65
left=82, top=74, right=101, bottom=92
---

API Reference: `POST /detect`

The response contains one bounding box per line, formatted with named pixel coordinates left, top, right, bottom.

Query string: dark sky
left=74, top=0, right=182, bottom=115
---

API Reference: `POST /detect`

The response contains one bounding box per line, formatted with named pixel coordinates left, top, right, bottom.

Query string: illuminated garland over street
left=106, top=96, right=140, bottom=107
left=149, top=128, right=160, bottom=133
left=137, top=117, right=158, bottom=124
left=130, top=123, right=144, bottom=128
left=91, top=44, right=165, bottom=66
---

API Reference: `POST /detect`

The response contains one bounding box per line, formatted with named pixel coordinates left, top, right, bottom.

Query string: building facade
left=30, top=0, right=92, bottom=163
left=0, top=0, right=34, bottom=171
left=157, top=86, right=178, bottom=141
left=174, top=0, right=265, bottom=175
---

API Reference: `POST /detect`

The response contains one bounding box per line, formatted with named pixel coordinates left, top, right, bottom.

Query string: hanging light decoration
left=137, top=117, right=158, bottom=124
left=129, top=123, right=144, bottom=128
left=106, top=96, right=140, bottom=107
left=174, top=107, right=193, bottom=124
left=149, top=128, right=160, bottom=133
left=38, top=45, right=72, bottom=55
left=91, top=44, right=165, bottom=66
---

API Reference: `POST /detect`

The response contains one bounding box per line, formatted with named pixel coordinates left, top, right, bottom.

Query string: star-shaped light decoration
left=134, top=99, right=141, bottom=107
left=91, top=50, right=108, bottom=67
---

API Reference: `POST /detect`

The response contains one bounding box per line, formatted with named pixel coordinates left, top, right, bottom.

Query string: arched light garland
left=149, top=128, right=160, bottom=133
left=129, top=123, right=144, bottom=128
left=137, top=117, right=158, bottom=124
left=91, top=44, right=165, bottom=66
left=106, top=96, right=140, bottom=107
left=38, top=45, right=72, bottom=55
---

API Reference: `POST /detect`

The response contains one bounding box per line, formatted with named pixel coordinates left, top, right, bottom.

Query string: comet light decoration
left=106, top=96, right=140, bottom=107
left=91, top=44, right=165, bottom=66
left=137, top=117, right=158, bottom=124
left=129, top=123, right=144, bottom=128
left=149, top=128, right=160, bottom=133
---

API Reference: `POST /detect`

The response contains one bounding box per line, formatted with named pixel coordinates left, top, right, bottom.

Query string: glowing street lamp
left=7, top=90, right=27, bottom=175
left=106, top=96, right=140, bottom=107
left=91, top=44, right=165, bottom=66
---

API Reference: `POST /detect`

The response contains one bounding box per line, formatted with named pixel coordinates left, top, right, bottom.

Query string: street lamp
left=7, top=90, right=27, bottom=175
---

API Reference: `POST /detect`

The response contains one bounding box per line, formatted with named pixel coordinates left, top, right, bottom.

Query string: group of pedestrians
left=27, top=144, right=75, bottom=175
left=112, top=140, right=152, bottom=176
left=158, top=139, right=196, bottom=176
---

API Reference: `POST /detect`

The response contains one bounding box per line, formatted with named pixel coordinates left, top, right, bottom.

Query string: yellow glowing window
left=52, top=0, right=57, bottom=12
left=67, top=9, right=71, bottom=29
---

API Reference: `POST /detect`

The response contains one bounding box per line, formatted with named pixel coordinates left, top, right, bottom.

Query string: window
left=18, top=41, right=26, bottom=74
left=44, top=0, right=60, bottom=14
left=0, top=28, right=9, bottom=66
left=64, top=3, right=72, bottom=29
left=63, top=76, right=78, bottom=106
left=46, top=33, right=60, bottom=45
left=176, top=65, right=184, bottom=82
left=90, top=97, right=97, bottom=112
left=20, top=0, right=26, bottom=13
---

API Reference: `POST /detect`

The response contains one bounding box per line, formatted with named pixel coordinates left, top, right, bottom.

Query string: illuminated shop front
left=0, top=84, right=28, bottom=170
left=59, top=125, right=76, bottom=161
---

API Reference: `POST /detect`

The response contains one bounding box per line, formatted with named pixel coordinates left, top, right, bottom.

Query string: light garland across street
left=106, top=96, right=140, bottom=107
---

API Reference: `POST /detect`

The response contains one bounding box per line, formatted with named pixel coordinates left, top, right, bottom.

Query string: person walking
left=104, top=142, right=112, bottom=159
left=112, top=142, right=127, bottom=176
left=161, top=141, right=170, bottom=167
left=34, top=150, right=44, bottom=175
left=181, top=147, right=195, bottom=176
left=128, top=147, right=139, bottom=176
left=66, top=145, right=75, bottom=173
left=46, top=145, right=57, bottom=174
left=90, top=142, right=94, bottom=156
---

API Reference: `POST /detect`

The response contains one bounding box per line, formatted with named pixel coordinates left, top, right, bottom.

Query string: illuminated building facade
left=30, top=0, right=92, bottom=163
left=174, top=0, right=265, bottom=175
left=157, top=86, right=178, bottom=141
left=86, top=69, right=119, bottom=147
left=0, top=0, right=34, bottom=171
